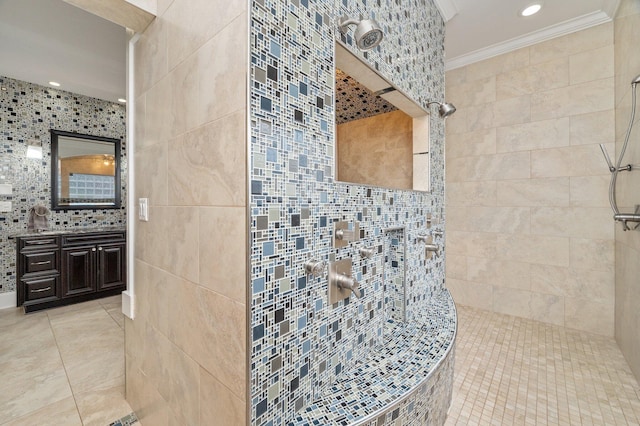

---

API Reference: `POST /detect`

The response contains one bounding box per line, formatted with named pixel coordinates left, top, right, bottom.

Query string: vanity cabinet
left=16, top=230, right=126, bottom=313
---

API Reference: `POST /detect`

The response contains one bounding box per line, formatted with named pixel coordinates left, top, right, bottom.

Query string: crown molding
left=445, top=10, right=613, bottom=71
left=433, top=0, right=459, bottom=22
left=602, top=0, right=621, bottom=18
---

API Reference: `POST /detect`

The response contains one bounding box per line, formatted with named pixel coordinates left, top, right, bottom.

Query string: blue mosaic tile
left=249, top=1, right=449, bottom=425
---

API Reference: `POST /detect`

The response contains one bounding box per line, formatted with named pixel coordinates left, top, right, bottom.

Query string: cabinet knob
left=98, top=247, right=103, bottom=251
left=92, top=248, right=97, bottom=252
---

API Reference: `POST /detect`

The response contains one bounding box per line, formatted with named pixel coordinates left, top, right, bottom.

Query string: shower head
left=338, top=17, right=384, bottom=51
left=427, top=101, right=457, bottom=118
left=632, top=74, right=640, bottom=85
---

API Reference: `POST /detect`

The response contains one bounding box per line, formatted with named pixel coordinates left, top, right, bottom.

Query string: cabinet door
left=97, top=242, right=126, bottom=291
left=62, top=245, right=96, bottom=297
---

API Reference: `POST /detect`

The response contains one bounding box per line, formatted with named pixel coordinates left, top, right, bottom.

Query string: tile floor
left=2, top=298, right=640, bottom=426
left=0, top=296, right=134, bottom=426
left=446, top=306, right=640, bottom=426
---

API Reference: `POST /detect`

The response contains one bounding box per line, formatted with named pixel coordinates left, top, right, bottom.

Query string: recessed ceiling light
left=520, top=4, right=542, bottom=17
left=117, top=98, right=127, bottom=103
left=48, top=81, right=61, bottom=87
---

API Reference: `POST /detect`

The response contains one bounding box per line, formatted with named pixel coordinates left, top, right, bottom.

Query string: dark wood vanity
left=15, top=229, right=126, bottom=313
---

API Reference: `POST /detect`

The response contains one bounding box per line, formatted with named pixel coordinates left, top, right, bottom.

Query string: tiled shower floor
left=446, top=306, right=640, bottom=425
left=0, top=296, right=135, bottom=426
left=2, top=298, right=639, bottom=425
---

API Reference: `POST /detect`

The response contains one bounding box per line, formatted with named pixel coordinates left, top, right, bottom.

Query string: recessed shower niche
left=335, top=43, right=431, bottom=192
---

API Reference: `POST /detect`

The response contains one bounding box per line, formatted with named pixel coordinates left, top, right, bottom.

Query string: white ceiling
left=439, top=0, right=620, bottom=70
left=0, top=0, right=623, bottom=101
left=0, top=0, right=127, bottom=103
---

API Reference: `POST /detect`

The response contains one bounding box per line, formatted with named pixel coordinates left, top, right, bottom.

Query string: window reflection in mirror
left=335, top=43, right=430, bottom=192
left=50, top=130, right=121, bottom=210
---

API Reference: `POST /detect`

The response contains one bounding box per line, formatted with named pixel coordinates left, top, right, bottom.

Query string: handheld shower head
left=338, top=17, right=384, bottom=51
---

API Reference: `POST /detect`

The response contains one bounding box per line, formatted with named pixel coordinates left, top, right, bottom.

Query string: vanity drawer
left=24, top=276, right=59, bottom=301
left=20, top=236, right=59, bottom=251
left=23, top=251, right=58, bottom=274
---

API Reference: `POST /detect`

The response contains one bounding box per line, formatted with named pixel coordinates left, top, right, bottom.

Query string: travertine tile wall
left=445, top=23, right=616, bottom=336
left=614, top=0, right=640, bottom=380
left=125, top=0, right=248, bottom=424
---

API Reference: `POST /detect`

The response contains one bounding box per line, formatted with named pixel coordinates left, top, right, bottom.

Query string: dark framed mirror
left=50, top=130, right=121, bottom=210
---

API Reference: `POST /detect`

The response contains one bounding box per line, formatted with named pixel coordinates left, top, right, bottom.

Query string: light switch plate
left=138, top=198, right=149, bottom=221
left=0, top=184, right=11, bottom=195
left=0, top=201, right=11, bottom=212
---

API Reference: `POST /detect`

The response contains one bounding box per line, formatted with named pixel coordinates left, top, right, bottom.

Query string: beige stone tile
left=465, top=48, right=530, bottom=81
left=444, top=104, right=468, bottom=135
left=498, top=234, right=569, bottom=266
left=446, top=76, right=496, bottom=108
left=134, top=16, right=168, bottom=97
left=493, top=95, right=531, bottom=128
left=569, top=45, right=614, bottom=85
left=0, top=366, right=72, bottom=423
left=570, top=238, right=614, bottom=273
left=530, top=207, right=614, bottom=240
left=446, top=231, right=498, bottom=260
left=497, top=177, right=570, bottom=207
left=564, top=297, right=614, bottom=336
left=136, top=137, right=168, bottom=207
left=63, top=343, right=124, bottom=395
left=616, top=0, right=640, bottom=18
left=569, top=175, right=610, bottom=207
left=126, top=355, right=169, bottom=426
left=75, top=385, right=133, bottom=426
left=466, top=257, right=530, bottom=290
left=198, top=14, right=248, bottom=126
left=492, top=287, right=532, bottom=318
left=531, top=78, right=614, bottom=121
left=530, top=293, right=564, bottom=326
left=569, top=109, right=615, bottom=146
left=167, top=110, right=246, bottom=207
left=447, top=206, right=530, bottom=234
left=168, top=281, right=246, bottom=400
left=446, top=278, right=493, bottom=311
left=0, top=314, right=53, bottom=361
left=530, top=263, right=613, bottom=304
left=465, top=103, right=495, bottom=131
left=139, top=206, right=200, bottom=282
left=134, top=94, right=146, bottom=154
left=169, top=51, right=200, bottom=138
left=446, top=127, right=496, bottom=159
left=497, top=58, right=569, bottom=100
left=445, top=66, right=467, bottom=86
left=446, top=181, right=497, bottom=207
left=445, top=254, right=467, bottom=280
left=447, top=152, right=530, bottom=182
left=144, top=74, right=173, bottom=148
left=0, top=307, right=46, bottom=329
left=3, top=396, right=81, bottom=426
left=529, top=22, right=613, bottom=65
left=496, top=117, right=570, bottom=153
left=200, top=367, right=246, bottom=425
left=165, top=0, right=247, bottom=70
left=531, top=143, right=614, bottom=178
left=199, top=206, right=247, bottom=303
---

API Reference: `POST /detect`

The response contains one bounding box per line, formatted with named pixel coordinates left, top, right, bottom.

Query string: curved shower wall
left=249, top=1, right=452, bottom=425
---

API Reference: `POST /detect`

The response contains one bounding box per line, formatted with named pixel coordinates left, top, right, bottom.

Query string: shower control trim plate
left=328, top=258, right=359, bottom=304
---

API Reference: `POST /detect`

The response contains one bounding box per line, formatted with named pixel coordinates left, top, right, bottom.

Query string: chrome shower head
left=427, top=101, right=457, bottom=118
left=338, top=17, right=384, bottom=51
left=632, top=74, right=640, bottom=85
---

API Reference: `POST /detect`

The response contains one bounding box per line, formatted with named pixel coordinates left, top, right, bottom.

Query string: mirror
left=50, top=130, right=121, bottom=210
left=335, top=43, right=431, bottom=192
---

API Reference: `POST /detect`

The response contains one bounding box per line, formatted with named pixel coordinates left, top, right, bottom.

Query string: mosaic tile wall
left=249, top=0, right=447, bottom=424
left=0, top=76, right=127, bottom=295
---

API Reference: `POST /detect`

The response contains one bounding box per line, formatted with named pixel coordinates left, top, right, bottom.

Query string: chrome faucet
left=334, top=274, right=361, bottom=298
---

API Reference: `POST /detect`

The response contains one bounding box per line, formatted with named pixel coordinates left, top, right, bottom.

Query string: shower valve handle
left=335, top=274, right=361, bottom=298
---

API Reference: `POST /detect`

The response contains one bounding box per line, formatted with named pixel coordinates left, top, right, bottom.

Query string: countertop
left=10, top=226, right=126, bottom=239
